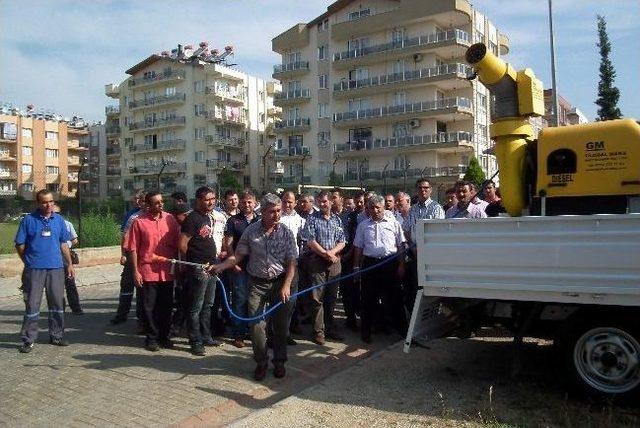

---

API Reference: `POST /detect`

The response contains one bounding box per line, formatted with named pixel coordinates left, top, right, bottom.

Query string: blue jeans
left=230, top=270, right=248, bottom=337
left=188, top=268, right=216, bottom=345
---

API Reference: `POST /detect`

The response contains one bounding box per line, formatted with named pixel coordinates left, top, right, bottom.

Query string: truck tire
left=563, top=320, right=640, bottom=401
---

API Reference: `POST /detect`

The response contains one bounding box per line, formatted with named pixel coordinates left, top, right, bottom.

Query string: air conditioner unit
left=413, top=53, right=423, bottom=62
left=409, top=119, right=421, bottom=128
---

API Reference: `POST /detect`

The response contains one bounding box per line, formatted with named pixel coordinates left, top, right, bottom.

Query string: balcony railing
left=129, top=116, right=186, bottom=131
left=106, top=146, right=122, bottom=156
left=333, top=63, right=471, bottom=92
left=273, top=175, right=311, bottom=185
left=128, top=69, right=186, bottom=87
left=0, top=171, right=17, bottom=179
left=206, top=160, right=244, bottom=171
left=0, top=151, right=17, bottom=160
left=274, top=89, right=311, bottom=102
left=273, top=61, right=310, bottom=75
left=107, top=188, right=122, bottom=196
left=0, top=189, right=17, bottom=196
left=128, top=93, right=186, bottom=109
left=333, top=97, right=472, bottom=123
left=205, top=87, right=245, bottom=103
left=106, top=167, right=121, bottom=176
left=105, top=125, right=121, bottom=135
left=273, top=147, right=310, bottom=158
left=274, top=118, right=311, bottom=130
left=204, top=135, right=244, bottom=149
left=130, top=139, right=186, bottom=153
left=68, top=156, right=80, bottom=165
left=204, top=110, right=246, bottom=125
left=343, top=166, right=467, bottom=182
left=105, top=105, right=120, bottom=115
left=335, top=131, right=473, bottom=152
left=129, top=162, right=187, bottom=175
left=333, top=29, right=471, bottom=61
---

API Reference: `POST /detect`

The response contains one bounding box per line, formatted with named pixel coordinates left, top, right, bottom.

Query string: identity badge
left=41, top=227, right=52, bottom=237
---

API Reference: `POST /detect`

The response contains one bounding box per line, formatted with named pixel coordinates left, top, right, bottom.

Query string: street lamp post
left=156, top=157, right=168, bottom=191
left=382, top=162, right=390, bottom=195
left=262, top=143, right=275, bottom=192
left=300, top=152, right=310, bottom=191
left=548, top=0, right=560, bottom=127
left=77, top=156, right=87, bottom=243
left=403, top=161, right=411, bottom=191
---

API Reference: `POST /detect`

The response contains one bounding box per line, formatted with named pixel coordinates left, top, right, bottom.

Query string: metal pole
left=548, top=0, right=560, bottom=127
left=383, top=162, right=389, bottom=195
left=77, top=157, right=86, bottom=242
left=157, top=158, right=167, bottom=190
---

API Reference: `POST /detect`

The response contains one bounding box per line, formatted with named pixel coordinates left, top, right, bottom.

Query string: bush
left=72, top=211, right=120, bottom=248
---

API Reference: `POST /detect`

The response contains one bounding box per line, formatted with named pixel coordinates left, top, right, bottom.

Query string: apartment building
left=86, top=123, right=107, bottom=199
left=0, top=108, right=89, bottom=200
left=105, top=42, right=280, bottom=199
left=271, top=0, right=509, bottom=195
left=544, top=89, right=590, bottom=126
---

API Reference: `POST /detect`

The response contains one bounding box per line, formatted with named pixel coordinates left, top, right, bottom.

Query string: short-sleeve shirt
left=224, top=212, right=260, bottom=252
left=64, top=219, right=78, bottom=248
left=235, top=221, right=298, bottom=280
left=15, top=211, right=71, bottom=269
left=300, top=211, right=345, bottom=254
left=446, top=202, right=488, bottom=219
left=181, top=210, right=217, bottom=264
left=353, top=216, right=406, bottom=259
left=126, top=211, right=180, bottom=282
left=280, top=210, right=306, bottom=255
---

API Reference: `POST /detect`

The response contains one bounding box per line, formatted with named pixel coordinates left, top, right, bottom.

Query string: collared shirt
left=472, top=197, right=489, bottom=211
left=446, top=202, right=488, bottom=219
left=64, top=219, right=78, bottom=248
left=406, top=198, right=445, bottom=242
left=224, top=212, right=260, bottom=252
left=15, top=211, right=71, bottom=269
left=356, top=209, right=395, bottom=225
left=353, top=216, right=406, bottom=259
left=301, top=211, right=345, bottom=254
left=235, top=221, right=298, bottom=280
left=126, top=211, right=180, bottom=282
left=280, top=210, right=306, bottom=254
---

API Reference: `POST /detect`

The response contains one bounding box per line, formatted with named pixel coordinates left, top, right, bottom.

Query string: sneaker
left=203, top=337, right=222, bottom=347
left=232, top=337, right=245, bottom=348
left=110, top=316, right=127, bottom=325
left=191, top=343, right=206, bottom=356
left=273, top=365, right=286, bottom=379
left=50, top=337, right=69, bottom=347
left=145, top=341, right=160, bottom=352
left=18, top=342, right=34, bottom=353
left=72, top=309, right=84, bottom=315
left=254, top=364, right=268, bottom=381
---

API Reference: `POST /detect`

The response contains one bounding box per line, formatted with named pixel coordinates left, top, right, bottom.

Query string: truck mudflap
left=403, top=291, right=481, bottom=353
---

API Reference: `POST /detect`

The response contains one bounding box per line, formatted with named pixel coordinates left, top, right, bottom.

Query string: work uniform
left=113, top=209, right=144, bottom=322
left=15, top=211, right=72, bottom=346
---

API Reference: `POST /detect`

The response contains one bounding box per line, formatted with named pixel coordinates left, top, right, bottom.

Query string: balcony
left=204, top=110, right=246, bottom=126
left=106, top=146, right=122, bottom=156
left=0, top=189, right=17, bottom=196
left=105, top=125, right=121, bottom=136
left=105, top=105, right=120, bottom=116
left=343, top=165, right=467, bottom=183
left=274, top=118, right=311, bottom=133
left=106, top=167, right=121, bottom=176
left=273, top=89, right=311, bottom=107
left=105, top=83, right=119, bottom=98
left=272, top=175, right=311, bottom=185
left=333, top=63, right=472, bottom=98
left=206, top=159, right=244, bottom=172
left=129, top=162, right=187, bottom=176
left=128, top=93, right=186, bottom=110
left=205, top=135, right=244, bottom=150
left=0, top=134, right=17, bottom=143
left=272, top=61, right=310, bottom=79
left=130, top=139, right=186, bottom=154
left=334, top=131, right=473, bottom=156
left=45, top=173, right=60, bottom=183
left=68, top=172, right=89, bottom=183
left=67, top=139, right=89, bottom=151
left=333, top=97, right=472, bottom=128
left=0, top=151, right=17, bottom=161
left=205, top=87, right=245, bottom=105
left=159, top=183, right=187, bottom=193
left=107, top=188, right=122, bottom=196
left=267, top=106, right=282, bottom=117
left=128, top=69, right=186, bottom=88
left=68, top=156, right=81, bottom=166
left=129, top=116, right=186, bottom=132
left=332, top=29, right=471, bottom=70
left=273, top=146, right=310, bottom=159
left=0, top=171, right=17, bottom=179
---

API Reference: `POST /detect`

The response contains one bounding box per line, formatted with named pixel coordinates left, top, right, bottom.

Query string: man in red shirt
left=127, top=190, right=180, bottom=351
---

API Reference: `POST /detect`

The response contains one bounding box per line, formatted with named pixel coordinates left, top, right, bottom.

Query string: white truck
left=404, top=214, right=640, bottom=399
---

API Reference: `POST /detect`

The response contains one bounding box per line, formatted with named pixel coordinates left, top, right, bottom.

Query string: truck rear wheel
left=565, top=323, right=640, bottom=400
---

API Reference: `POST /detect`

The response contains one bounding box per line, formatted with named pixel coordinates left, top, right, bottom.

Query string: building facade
left=106, top=43, right=280, bottom=199
left=86, top=123, right=107, bottom=199
left=270, top=0, right=509, bottom=195
left=544, top=89, right=590, bottom=126
left=0, top=109, right=89, bottom=200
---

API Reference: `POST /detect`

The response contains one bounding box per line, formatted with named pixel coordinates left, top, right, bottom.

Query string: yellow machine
left=465, top=43, right=640, bottom=216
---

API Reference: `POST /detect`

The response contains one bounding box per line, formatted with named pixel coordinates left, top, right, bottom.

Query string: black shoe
left=145, top=341, right=159, bottom=352
left=18, top=342, right=34, bottom=353
left=287, top=337, right=298, bottom=346
left=72, top=309, right=84, bottom=315
left=50, top=337, right=69, bottom=347
left=202, top=337, right=222, bottom=347
left=191, top=343, right=206, bottom=356
left=159, top=339, right=174, bottom=349
left=110, top=316, right=127, bottom=325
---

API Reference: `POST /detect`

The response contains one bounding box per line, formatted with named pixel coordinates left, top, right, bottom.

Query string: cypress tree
left=595, top=15, right=622, bottom=120
left=463, top=157, right=486, bottom=187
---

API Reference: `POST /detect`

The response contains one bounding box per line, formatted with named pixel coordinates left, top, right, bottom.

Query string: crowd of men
left=14, top=179, right=503, bottom=381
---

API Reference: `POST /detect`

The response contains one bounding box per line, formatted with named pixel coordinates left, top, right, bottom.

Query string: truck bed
left=415, top=214, right=640, bottom=307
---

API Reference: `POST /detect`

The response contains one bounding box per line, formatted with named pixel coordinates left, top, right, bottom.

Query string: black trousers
left=141, top=281, right=173, bottom=343
left=339, top=255, right=359, bottom=322
left=64, top=274, right=82, bottom=313
left=361, top=256, right=406, bottom=337
left=115, top=262, right=144, bottom=320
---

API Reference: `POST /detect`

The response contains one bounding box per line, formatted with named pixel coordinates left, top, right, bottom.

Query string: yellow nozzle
left=466, top=43, right=515, bottom=86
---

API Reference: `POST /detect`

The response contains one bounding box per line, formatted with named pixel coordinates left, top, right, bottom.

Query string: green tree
left=218, top=169, right=242, bottom=194
left=328, top=171, right=343, bottom=187
left=463, top=157, right=485, bottom=187
left=595, top=15, right=622, bottom=120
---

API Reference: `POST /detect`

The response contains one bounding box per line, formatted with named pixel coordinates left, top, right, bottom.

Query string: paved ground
left=1, top=264, right=639, bottom=427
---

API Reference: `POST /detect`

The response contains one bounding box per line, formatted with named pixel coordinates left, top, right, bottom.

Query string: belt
left=363, top=253, right=397, bottom=261
left=249, top=272, right=285, bottom=283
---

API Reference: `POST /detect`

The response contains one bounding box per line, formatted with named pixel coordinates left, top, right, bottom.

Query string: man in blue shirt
left=15, top=189, right=74, bottom=353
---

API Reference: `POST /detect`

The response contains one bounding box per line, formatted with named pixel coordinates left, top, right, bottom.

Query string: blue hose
left=215, top=253, right=400, bottom=323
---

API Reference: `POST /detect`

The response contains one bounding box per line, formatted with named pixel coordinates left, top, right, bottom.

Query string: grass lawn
left=0, top=223, right=18, bottom=254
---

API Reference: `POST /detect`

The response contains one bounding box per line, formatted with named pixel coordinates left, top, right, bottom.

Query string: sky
left=1, top=0, right=638, bottom=123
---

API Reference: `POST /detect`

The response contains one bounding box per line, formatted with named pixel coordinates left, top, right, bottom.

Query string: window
left=45, top=131, right=58, bottom=141
left=392, top=92, right=406, bottom=107
left=348, top=8, right=370, bottom=21
left=286, top=52, right=302, bottom=63
left=348, top=38, right=369, bottom=51
left=317, top=19, right=329, bottom=31
left=165, top=86, right=176, bottom=96
left=348, top=68, right=369, bottom=82
left=22, top=128, right=32, bottom=138
left=46, top=166, right=59, bottom=174
left=287, top=107, right=300, bottom=121
left=393, top=155, right=409, bottom=170
left=22, top=146, right=32, bottom=156
left=391, top=28, right=406, bottom=44
left=318, top=75, right=328, bottom=89
left=194, top=104, right=205, bottom=116
left=393, top=123, right=409, bottom=138
left=318, top=131, right=331, bottom=147
left=318, top=103, right=329, bottom=118
left=194, top=174, right=206, bottom=186
left=288, top=135, right=303, bottom=149
left=46, top=183, right=59, bottom=192
left=477, top=93, right=487, bottom=110
left=45, top=149, right=59, bottom=158
left=318, top=45, right=327, bottom=60
left=194, top=127, right=205, bottom=140
left=348, top=128, right=372, bottom=145
left=22, top=164, right=32, bottom=173
left=195, top=151, right=205, bottom=162
left=260, top=113, right=265, bottom=123
left=392, top=60, right=405, bottom=75
left=348, top=99, right=369, bottom=112
left=143, top=71, right=156, bottom=80
left=22, top=183, right=33, bottom=192
left=194, top=80, right=205, bottom=93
